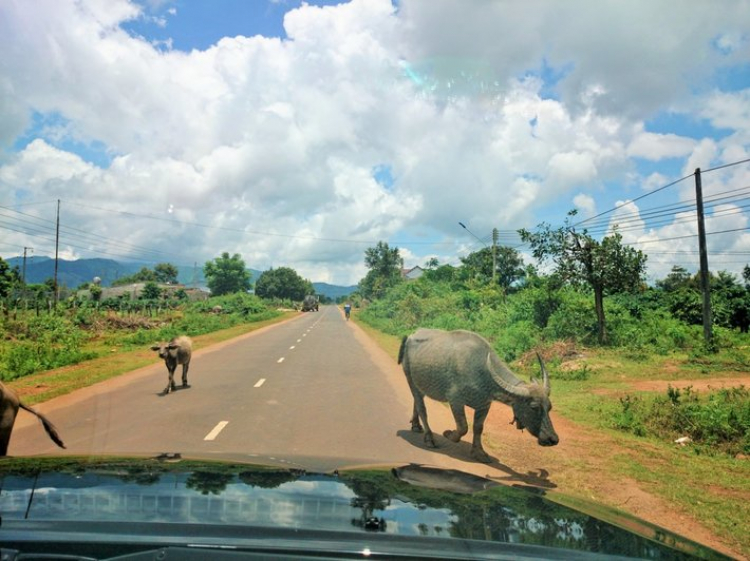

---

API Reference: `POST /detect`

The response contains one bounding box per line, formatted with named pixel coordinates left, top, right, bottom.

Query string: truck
left=301, top=295, right=319, bottom=312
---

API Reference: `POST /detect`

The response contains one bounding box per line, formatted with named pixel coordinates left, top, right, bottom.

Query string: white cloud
left=0, top=0, right=749, bottom=284
left=573, top=193, right=596, bottom=217
left=627, top=131, right=696, bottom=161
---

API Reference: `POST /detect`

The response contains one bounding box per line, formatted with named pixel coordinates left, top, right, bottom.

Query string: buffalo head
left=486, top=353, right=559, bottom=447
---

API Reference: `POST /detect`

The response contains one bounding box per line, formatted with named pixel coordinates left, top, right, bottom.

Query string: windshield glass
left=1, top=1, right=749, bottom=559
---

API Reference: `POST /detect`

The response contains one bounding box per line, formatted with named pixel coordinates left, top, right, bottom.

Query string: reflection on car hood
left=0, top=455, right=728, bottom=560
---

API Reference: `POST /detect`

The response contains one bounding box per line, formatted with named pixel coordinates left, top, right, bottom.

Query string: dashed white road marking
left=297, top=339, right=302, bottom=343
left=204, top=421, right=229, bottom=441
left=254, top=378, right=266, bottom=388
left=277, top=357, right=285, bottom=363
left=289, top=345, right=295, bottom=350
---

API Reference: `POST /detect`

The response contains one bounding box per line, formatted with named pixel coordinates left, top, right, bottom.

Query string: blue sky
left=1, top=0, right=749, bottom=284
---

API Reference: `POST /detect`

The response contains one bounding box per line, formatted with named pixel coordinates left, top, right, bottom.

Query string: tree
left=520, top=212, right=647, bottom=344
left=112, top=266, right=157, bottom=286
left=656, top=265, right=695, bottom=292
left=359, top=241, right=403, bottom=300
left=0, top=257, right=20, bottom=298
left=460, top=246, right=525, bottom=292
left=154, top=263, right=179, bottom=284
left=141, top=281, right=162, bottom=300
left=254, top=267, right=313, bottom=301
left=203, top=252, right=252, bottom=296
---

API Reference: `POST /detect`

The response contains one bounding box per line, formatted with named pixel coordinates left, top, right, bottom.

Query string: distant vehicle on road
left=302, top=295, right=319, bottom=311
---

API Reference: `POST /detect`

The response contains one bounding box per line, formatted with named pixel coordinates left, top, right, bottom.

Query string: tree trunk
left=594, top=284, right=606, bottom=344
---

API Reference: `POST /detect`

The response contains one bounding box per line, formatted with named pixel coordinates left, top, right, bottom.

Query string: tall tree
left=520, top=212, right=647, bottom=344
left=0, top=257, right=20, bottom=298
left=359, top=241, right=403, bottom=300
left=203, top=252, right=252, bottom=296
left=460, top=246, right=525, bottom=292
left=254, top=267, right=313, bottom=301
left=154, top=263, right=179, bottom=284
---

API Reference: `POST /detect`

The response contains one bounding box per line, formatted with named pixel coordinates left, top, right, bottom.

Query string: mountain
left=4, top=256, right=354, bottom=296
left=313, top=282, right=357, bottom=299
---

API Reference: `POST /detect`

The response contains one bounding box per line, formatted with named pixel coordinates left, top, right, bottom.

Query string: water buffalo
left=151, top=336, right=193, bottom=394
left=398, top=328, right=558, bottom=463
left=0, top=381, right=65, bottom=456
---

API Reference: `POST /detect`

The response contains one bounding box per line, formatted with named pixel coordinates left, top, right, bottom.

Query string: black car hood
left=0, top=456, right=729, bottom=560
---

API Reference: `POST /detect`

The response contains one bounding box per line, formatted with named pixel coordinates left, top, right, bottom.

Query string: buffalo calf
left=151, top=336, right=193, bottom=394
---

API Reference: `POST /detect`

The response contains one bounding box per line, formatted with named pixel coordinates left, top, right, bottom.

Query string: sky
left=1, top=0, right=750, bottom=286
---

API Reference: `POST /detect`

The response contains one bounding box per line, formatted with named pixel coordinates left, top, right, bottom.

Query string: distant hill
left=313, top=282, right=357, bottom=299
left=4, top=256, right=354, bottom=297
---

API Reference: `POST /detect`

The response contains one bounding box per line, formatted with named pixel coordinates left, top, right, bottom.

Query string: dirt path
left=590, top=375, right=750, bottom=398
left=480, top=406, right=744, bottom=559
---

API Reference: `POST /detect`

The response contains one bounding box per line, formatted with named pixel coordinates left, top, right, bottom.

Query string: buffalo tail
left=397, top=336, right=407, bottom=365
left=20, top=402, right=66, bottom=449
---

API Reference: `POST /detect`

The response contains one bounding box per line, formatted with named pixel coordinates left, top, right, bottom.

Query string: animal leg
left=411, top=393, right=436, bottom=448
left=181, top=363, right=190, bottom=387
left=469, top=404, right=492, bottom=463
left=410, top=403, right=423, bottom=433
left=443, top=402, right=468, bottom=443
left=165, top=367, right=176, bottom=394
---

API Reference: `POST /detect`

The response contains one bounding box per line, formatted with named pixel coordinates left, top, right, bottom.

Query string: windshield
left=1, top=1, right=749, bottom=559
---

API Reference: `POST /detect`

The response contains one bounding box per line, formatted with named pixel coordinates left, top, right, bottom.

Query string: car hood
left=0, top=455, right=728, bottom=560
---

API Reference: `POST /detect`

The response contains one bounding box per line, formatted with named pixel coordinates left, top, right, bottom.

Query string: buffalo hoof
left=410, top=422, right=424, bottom=433
left=470, top=448, right=492, bottom=464
left=182, top=383, right=190, bottom=388
left=424, top=432, right=437, bottom=448
left=443, top=429, right=464, bottom=443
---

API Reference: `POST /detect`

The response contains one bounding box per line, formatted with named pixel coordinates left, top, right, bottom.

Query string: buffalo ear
left=167, top=344, right=178, bottom=350
left=150, top=345, right=160, bottom=351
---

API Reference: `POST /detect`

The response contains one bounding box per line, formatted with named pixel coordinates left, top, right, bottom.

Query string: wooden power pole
left=694, top=168, right=713, bottom=347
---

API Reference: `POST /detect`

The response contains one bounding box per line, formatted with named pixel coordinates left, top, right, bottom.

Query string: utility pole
left=53, top=199, right=60, bottom=307
left=492, top=228, right=498, bottom=284
left=22, top=246, right=33, bottom=285
left=694, top=168, right=713, bottom=347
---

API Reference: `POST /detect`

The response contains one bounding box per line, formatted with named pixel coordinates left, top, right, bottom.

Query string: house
left=401, top=266, right=424, bottom=280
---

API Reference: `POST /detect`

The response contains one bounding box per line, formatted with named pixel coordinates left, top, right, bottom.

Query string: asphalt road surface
left=9, top=306, right=476, bottom=472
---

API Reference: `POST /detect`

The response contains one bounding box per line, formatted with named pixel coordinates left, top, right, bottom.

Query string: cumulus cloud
left=1, top=0, right=749, bottom=284
left=627, top=131, right=696, bottom=161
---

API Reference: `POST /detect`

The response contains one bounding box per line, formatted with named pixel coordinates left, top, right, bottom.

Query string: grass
left=9, top=311, right=297, bottom=405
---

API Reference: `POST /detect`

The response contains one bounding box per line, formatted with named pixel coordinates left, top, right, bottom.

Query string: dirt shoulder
left=481, top=407, right=744, bottom=559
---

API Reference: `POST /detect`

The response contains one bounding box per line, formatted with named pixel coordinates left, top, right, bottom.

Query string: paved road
left=9, top=306, right=472, bottom=472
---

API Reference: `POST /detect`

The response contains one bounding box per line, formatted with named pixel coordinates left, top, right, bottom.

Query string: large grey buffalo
left=1, top=381, right=66, bottom=456
left=398, top=328, right=558, bottom=463
left=151, top=336, right=193, bottom=394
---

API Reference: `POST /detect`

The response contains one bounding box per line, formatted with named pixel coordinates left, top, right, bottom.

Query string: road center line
left=204, top=421, right=229, bottom=441
left=254, top=378, right=266, bottom=388
left=289, top=345, right=295, bottom=350
left=277, top=357, right=285, bottom=363
left=297, top=339, right=302, bottom=343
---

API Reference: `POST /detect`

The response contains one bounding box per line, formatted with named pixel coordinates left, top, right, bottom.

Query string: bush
left=609, top=385, right=750, bottom=456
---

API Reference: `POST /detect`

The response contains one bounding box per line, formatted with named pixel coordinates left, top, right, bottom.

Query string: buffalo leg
left=444, top=402, right=468, bottom=443
left=470, top=404, right=492, bottom=463
left=409, top=403, right=423, bottom=433
left=181, top=363, right=190, bottom=387
left=165, top=366, right=176, bottom=394
left=411, top=393, right=436, bottom=448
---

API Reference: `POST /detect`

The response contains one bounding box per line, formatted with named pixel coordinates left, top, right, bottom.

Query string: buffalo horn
left=486, top=353, right=530, bottom=398
left=536, top=352, right=551, bottom=396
